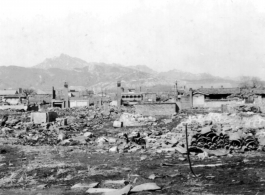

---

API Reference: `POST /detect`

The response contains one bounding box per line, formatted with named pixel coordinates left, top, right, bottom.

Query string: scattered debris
left=71, top=182, right=99, bottom=189
left=131, top=183, right=161, bottom=192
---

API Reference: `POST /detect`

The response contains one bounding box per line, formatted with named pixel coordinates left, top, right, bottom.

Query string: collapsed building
left=178, top=86, right=265, bottom=112
left=0, top=88, right=25, bottom=105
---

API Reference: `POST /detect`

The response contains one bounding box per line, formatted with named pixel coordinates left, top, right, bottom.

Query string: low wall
left=70, top=100, right=89, bottom=107
left=0, top=105, right=27, bottom=110
left=134, top=103, right=176, bottom=116
left=178, top=113, right=265, bottom=129
left=119, top=113, right=156, bottom=127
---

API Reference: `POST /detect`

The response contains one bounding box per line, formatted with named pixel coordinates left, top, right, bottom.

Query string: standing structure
left=175, top=81, right=178, bottom=102
left=117, top=80, right=121, bottom=108
left=64, top=82, right=69, bottom=108
left=189, top=88, right=193, bottom=108
left=52, top=87, right=56, bottom=99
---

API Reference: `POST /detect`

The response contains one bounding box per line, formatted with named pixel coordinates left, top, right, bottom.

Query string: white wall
left=193, top=94, right=205, bottom=107
left=70, top=100, right=89, bottom=107
left=4, top=98, right=20, bottom=105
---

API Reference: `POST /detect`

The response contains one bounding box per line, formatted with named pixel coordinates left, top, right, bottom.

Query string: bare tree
left=23, top=88, right=36, bottom=98
left=239, top=76, right=264, bottom=89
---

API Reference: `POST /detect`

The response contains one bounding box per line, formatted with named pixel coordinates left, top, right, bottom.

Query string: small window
left=130, top=95, right=133, bottom=98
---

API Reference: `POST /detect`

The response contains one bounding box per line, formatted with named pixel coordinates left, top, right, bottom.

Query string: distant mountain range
left=0, top=53, right=238, bottom=92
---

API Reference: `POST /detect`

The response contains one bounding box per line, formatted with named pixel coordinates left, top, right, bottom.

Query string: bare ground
left=0, top=141, right=265, bottom=195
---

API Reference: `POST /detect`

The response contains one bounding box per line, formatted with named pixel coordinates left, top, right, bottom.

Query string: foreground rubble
left=1, top=107, right=265, bottom=194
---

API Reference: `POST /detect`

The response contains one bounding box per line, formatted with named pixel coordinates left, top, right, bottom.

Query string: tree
left=238, top=76, right=265, bottom=89
left=229, top=76, right=265, bottom=100
left=23, top=88, right=36, bottom=98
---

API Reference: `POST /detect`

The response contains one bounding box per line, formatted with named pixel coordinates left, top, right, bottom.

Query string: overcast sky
left=1, top=0, right=265, bottom=78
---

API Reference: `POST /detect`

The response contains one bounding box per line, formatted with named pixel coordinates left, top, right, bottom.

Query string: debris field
left=0, top=106, right=265, bottom=194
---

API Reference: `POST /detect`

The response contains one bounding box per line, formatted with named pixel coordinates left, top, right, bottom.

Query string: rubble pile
left=49, top=106, right=121, bottom=120
left=2, top=106, right=265, bottom=155
left=232, top=105, right=261, bottom=113
left=0, top=106, right=138, bottom=146
left=187, top=122, right=259, bottom=151
left=174, top=113, right=265, bottom=152
left=15, top=123, right=62, bottom=146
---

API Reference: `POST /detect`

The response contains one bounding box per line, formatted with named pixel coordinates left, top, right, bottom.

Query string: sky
left=1, top=0, right=265, bottom=78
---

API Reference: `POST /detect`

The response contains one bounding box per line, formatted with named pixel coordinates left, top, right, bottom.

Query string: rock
left=148, top=174, right=157, bottom=180
left=197, top=151, right=209, bottom=160
left=113, top=121, right=123, bottom=128
left=36, top=184, right=48, bottom=189
left=178, top=157, right=186, bottom=161
left=131, top=183, right=161, bottom=192
left=103, top=184, right=132, bottom=195
left=57, top=132, right=65, bottom=141
left=175, top=145, right=187, bottom=154
left=163, top=119, right=172, bottom=124
left=71, top=182, right=99, bottom=189
left=84, top=132, right=94, bottom=138
left=60, top=139, right=71, bottom=146
left=86, top=188, right=116, bottom=193
left=97, top=137, right=108, bottom=143
left=107, top=137, right=117, bottom=143
left=109, top=146, right=118, bottom=153
left=1, top=127, right=13, bottom=134
left=104, top=180, right=128, bottom=185
left=201, top=148, right=229, bottom=157
left=71, top=136, right=88, bottom=145
left=140, top=155, right=147, bottom=161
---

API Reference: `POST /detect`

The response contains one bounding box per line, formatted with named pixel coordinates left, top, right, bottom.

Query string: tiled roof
left=4, top=94, right=26, bottom=98
left=28, top=94, right=52, bottom=103
left=246, top=88, right=265, bottom=95
left=36, top=89, right=53, bottom=95
left=0, top=90, right=18, bottom=95
left=194, top=88, right=240, bottom=95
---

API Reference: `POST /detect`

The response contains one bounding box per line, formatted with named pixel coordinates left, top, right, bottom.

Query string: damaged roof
left=194, top=88, right=240, bottom=95
left=28, top=94, right=52, bottom=103
left=246, top=88, right=265, bottom=95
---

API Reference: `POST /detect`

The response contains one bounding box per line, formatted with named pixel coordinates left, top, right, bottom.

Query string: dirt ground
left=1, top=134, right=265, bottom=195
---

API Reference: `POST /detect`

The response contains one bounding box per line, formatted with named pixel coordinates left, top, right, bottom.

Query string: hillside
left=0, top=54, right=237, bottom=92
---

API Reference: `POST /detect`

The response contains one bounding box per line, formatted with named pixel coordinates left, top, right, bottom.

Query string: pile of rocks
left=233, top=105, right=261, bottom=113
left=3, top=106, right=265, bottom=155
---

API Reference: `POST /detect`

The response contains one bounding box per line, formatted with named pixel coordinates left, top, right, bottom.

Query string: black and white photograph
left=0, top=0, right=265, bottom=194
